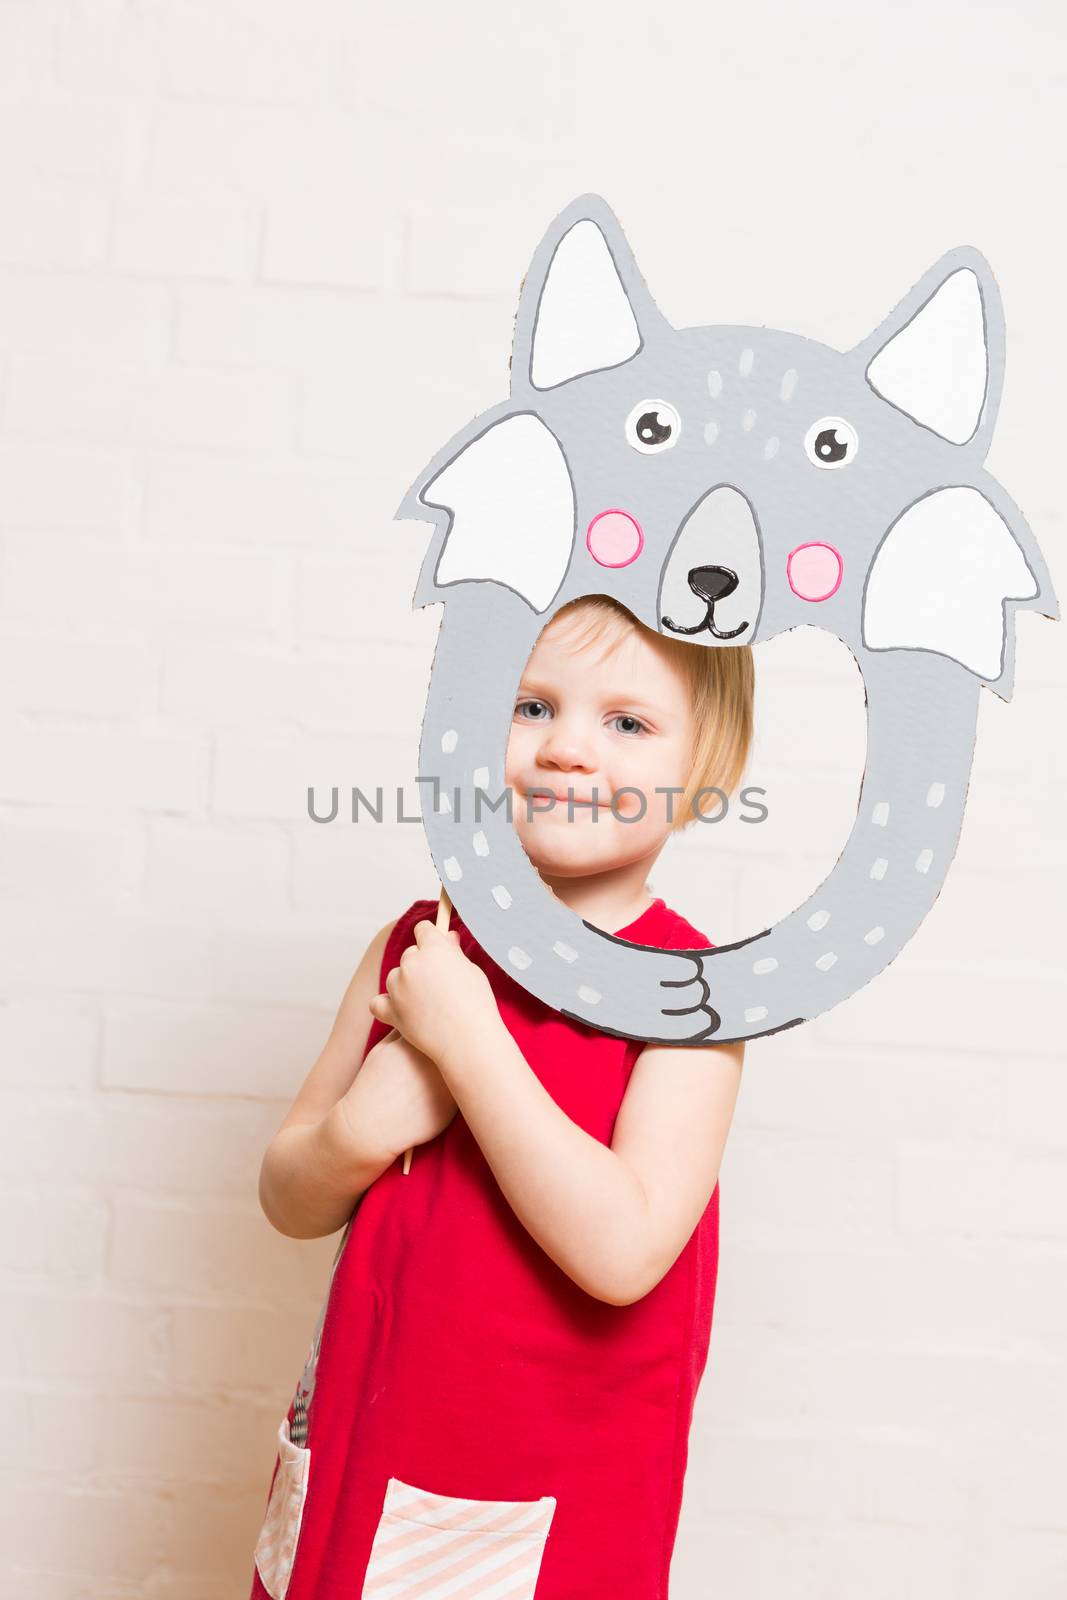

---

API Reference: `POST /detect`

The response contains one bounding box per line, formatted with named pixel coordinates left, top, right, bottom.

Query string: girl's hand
left=339, top=1029, right=458, bottom=1162
left=368, top=921, right=501, bottom=1069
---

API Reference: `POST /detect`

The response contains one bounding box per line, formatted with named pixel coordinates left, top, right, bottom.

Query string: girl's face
left=505, top=611, right=697, bottom=880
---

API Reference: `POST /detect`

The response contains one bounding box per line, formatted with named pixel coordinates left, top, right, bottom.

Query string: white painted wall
left=1, top=0, right=1064, bottom=1594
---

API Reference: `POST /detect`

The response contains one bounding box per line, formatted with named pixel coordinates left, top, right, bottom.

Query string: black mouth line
left=661, top=608, right=749, bottom=640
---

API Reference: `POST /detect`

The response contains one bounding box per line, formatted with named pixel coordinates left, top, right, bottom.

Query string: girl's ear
left=510, top=194, right=669, bottom=393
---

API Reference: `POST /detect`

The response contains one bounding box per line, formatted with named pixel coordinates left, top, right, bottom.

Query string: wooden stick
left=401, top=888, right=452, bottom=1176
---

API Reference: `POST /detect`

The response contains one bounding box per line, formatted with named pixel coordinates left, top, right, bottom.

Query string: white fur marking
left=508, top=946, right=532, bottom=971
left=745, top=1005, right=768, bottom=1024
left=807, top=909, right=830, bottom=931
left=872, top=801, right=890, bottom=827
left=816, top=951, right=838, bottom=971
left=708, top=370, right=722, bottom=398
left=472, top=766, right=490, bottom=789
left=491, top=884, right=512, bottom=909
left=441, top=729, right=458, bottom=754
left=742, top=408, right=757, bottom=432
left=553, top=941, right=578, bottom=963
left=704, top=420, right=719, bottom=446
left=870, top=858, right=888, bottom=881
left=739, top=347, right=754, bottom=376
left=578, top=985, right=602, bottom=1006
left=753, top=957, right=778, bottom=975
left=472, top=830, right=489, bottom=857
left=763, top=436, right=779, bottom=460
left=780, top=369, right=798, bottom=401
left=443, top=856, right=462, bottom=882
left=915, top=848, right=934, bottom=874
left=926, top=782, right=945, bottom=808
left=864, top=925, right=885, bottom=945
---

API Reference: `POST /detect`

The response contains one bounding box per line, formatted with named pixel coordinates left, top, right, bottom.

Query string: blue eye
left=515, top=701, right=646, bottom=734
left=515, top=700, right=556, bottom=726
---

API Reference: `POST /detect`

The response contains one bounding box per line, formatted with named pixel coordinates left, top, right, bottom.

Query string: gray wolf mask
left=395, top=194, right=1056, bottom=1044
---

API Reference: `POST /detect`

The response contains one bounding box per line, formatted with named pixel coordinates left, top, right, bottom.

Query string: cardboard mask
left=395, top=195, right=1057, bottom=1045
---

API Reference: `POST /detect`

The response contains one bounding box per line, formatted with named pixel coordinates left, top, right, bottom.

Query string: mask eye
left=626, top=400, right=681, bottom=454
left=804, top=417, right=858, bottom=469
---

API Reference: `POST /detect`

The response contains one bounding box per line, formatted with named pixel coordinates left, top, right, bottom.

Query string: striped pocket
left=254, top=1414, right=311, bottom=1600
left=361, top=1475, right=557, bottom=1599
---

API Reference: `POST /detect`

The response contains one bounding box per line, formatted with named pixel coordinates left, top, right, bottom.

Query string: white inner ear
left=530, top=219, right=641, bottom=390
left=423, top=414, right=575, bottom=613
left=863, top=486, right=1037, bottom=679
left=866, top=269, right=987, bottom=445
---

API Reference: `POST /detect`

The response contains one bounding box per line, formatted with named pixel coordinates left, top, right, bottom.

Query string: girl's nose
left=536, top=720, right=596, bottom=772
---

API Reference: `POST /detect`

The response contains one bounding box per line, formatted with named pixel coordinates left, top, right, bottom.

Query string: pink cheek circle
left=586, top=509, right=644, bottom=569
left=787, top=541, right=843, bottom=602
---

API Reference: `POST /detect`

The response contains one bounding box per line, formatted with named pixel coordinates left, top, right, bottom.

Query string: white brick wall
left=1, top=0, right=1063, bottom=1594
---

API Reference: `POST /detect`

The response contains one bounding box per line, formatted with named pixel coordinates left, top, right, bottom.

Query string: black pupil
left=815, top=427, right=848, bottom=462
left=526, top=701, right=547, bottom=718
left=619, top=716, right=638, bottom=732
left=637, top=410, right=672, bottom=446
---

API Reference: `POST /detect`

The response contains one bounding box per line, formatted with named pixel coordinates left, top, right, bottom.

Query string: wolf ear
left=861, top=485, right=1053, bottom=699
left=417, top=413, right=576, bottom=614
left=852, top=247, right=1004, bottom=453
left=511, top=195, right=667, bottom=392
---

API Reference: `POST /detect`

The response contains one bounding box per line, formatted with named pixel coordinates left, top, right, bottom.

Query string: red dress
left=249, top=896, right=720, bottom=1600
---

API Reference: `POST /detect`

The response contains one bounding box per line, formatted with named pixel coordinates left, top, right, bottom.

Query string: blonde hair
left=539, top=595, right=755, bottom=827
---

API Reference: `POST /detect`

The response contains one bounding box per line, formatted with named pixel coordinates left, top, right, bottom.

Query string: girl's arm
left=370, top=921, right=744, bottom=1304
left=258, top=920, right=395, bottom=1239
left=258, top=918, right=457, bottom=1239
left=450, top=1028, right=742, bottom=1306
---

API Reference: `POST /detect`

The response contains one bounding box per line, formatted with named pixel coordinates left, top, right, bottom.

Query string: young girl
left=250, top=596, right=753, bottom=1600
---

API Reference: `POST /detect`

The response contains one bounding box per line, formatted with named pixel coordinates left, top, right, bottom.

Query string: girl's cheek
left=504, top=724, right=533, bottom=778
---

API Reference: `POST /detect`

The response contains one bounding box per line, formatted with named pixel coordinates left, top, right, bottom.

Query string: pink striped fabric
left=361, top=1476, right=557, bottom=1599
left=254, top=1416, right=312, bottom=1600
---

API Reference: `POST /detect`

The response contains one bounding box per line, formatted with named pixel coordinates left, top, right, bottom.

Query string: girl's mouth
left=518, top=788, right=611, bottom=810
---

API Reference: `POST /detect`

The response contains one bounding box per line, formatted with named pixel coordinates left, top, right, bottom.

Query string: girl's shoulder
left=383, top=898, right=439, bottom=961
left=396, top=896, right=440, bottom=928
left=381, top=896, right=489, bottom=971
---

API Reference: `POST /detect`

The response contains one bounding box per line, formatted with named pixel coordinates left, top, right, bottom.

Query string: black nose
left=687, top=565, right=739, bottom=604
